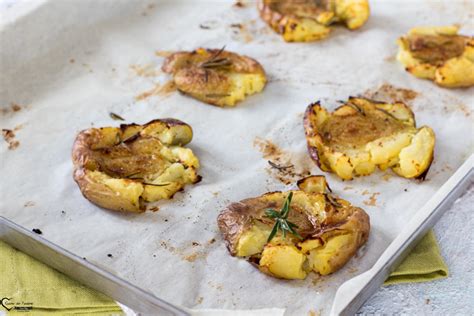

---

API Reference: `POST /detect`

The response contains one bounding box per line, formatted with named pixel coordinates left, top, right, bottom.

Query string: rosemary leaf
left=109, top=112, right=125, bottom=121
left=265, top=192, right=301, bottom=242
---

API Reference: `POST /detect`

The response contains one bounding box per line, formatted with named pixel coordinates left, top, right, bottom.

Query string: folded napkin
left=0, top=230, right=448, bottom=315
left=384, top=230, right=449, bottom=285
left=0, top=241, right=123, bottom=315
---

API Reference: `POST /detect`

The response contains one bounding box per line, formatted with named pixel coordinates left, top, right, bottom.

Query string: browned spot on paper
left=24, top=201, right=35, bottom=207
left=148, top=206, right=160, bottom=212
left=455, top=102, right=471, bottom=117
left=230, top=22, right=253, bottom=43
left=130, top=64, right=161, bottom=77
left=2, top=129, right=19, bottom=150
left=69, top=58, right=75, bottom=64
left=184, top=253, right=198, bottom=262
left=136, top=85, right=161, bottom=101
left=208, top=238, right=216, bottom=245
left=2, top=103, right=25, bottom=115
left=234, top=0, right=246, bottom=8
left=382, top=173, right=392, bottom=181
left=160, top=240, right=208, bottom=262
left=155, top=50, right=174, bottom=58
left=196, top=297, right=204, bottom=304
left=426, top=298, right=430, bottom=304
left=384, top=55, right=396, bottom=62
left=208, top=281, right=223, bottom=291
left=183, top=251, right=207, bottom=262
left=135, top=81, right=177, bottom=101
left=142, top=3, right=156, bottom=16
left=343, top=186, right=354, bottom=191
left=254, top=137, right=283, bottom=158
left=254, top=137, right=312, bottom=185
left=363, top=83, right=419, bottom=104
left=363, top=192, right=380, bottom=206
left=160, top=80, right=177, bottom=95
left=11, top=104, right=21, bottom=112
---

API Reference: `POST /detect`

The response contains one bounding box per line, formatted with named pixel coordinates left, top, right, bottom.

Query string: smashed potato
left=397, top=25, right=474, bottom=88
left=162, top=48, right=266, bottom=107
left=217, top=175, right=370, bottom=280
left=258, top=0, right=370, bottom=42
left=72, top=119, right=201, bottom=212
left=304, top=97, right=435, bottom=180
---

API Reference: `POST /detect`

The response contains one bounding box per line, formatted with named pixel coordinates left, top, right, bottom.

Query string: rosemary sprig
left=346, top=102, right=366, bottom=116
left=142, top=182, right=171, bottom=187
left=268, top=160, right=293, bottom=171
left=109, top=112, right=125, bottom=121
left=199, top=46, right=232, bottom=69
left=265, top=192, right=303, bottom=242
left=325, top=193, right=342, bottom=208
left=375, top=107, right=399, bottom=121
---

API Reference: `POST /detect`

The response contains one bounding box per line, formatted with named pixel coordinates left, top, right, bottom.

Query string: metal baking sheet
left=1, top=0, right=472, bottom=314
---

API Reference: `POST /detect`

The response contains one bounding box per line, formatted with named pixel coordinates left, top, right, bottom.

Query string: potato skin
left=72, top=119, right=200, bottom=213
left=258, top=0, right=369, bottom=42
left=217, top=177, right=370, bottom=280
left=397, top=26, right=474, bottom=88
left=162, top=48, right=266, bottom=107
left=303, top=98, right=435, bottom=180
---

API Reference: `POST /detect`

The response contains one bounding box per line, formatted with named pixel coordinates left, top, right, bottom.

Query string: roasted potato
left=72, top=119, right=201, bottom=212
left=258, top=0, right=370, bottom=42
left=162, top=48, right=266, bottom=107
left=397, top=26, right=474, bottom=88
left=217, top=175, right=370, bottom=280
left=304, top=97, right=435, bottom=180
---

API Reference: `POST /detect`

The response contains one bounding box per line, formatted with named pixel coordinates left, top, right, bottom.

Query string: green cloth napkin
left=0, top=241, right=123, bottom=315
left=384, top=230, right=449, bottom=285
left=0, top=230, right=448, bottom=314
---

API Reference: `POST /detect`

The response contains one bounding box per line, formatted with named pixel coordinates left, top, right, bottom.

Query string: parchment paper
left=1, top=0, right=473, bottom=314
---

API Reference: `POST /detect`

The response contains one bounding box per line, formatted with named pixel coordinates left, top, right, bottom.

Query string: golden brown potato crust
left=397, top=26, right=474, bottom=88
left=218, top=193, right=369, bottom=254
left=72, top=119, right=201, bottom=213
left=258, top=0, right=370, bottom=42
left=162, top=48, right=266, bottom=107
left=217, top=176, right=370, bottom=279
left=304, top=97, right=435, bottom=180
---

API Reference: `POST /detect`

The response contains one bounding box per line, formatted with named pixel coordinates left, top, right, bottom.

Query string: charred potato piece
left=72, top=119, right=201, bottom=213
left=397, top=26, right=474, bottom=88
left=258, top=0, right=370, bottom=42
left=162, top=48, right=266, bottom=107
left=304, top=97, right=435, bottom=180
left=217, top=176, right=370, bottom=280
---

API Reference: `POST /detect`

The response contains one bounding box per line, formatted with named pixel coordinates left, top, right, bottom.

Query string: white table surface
left=358, top=185, right=474, bottom=315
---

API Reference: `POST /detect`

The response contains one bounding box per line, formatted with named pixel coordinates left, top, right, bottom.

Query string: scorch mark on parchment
left=254, top=137, right=312, bottom=185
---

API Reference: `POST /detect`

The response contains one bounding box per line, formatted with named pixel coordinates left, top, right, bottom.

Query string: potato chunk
left=260, top=244, right=308, bottom=279
left=72, top=119, right=201, bottom=212
left=162, top=48, right=266, bottom=107
left=397, top=25, right=474, bottom=88
left=307, top=234, right=357, bottom=275
left=304, top=97, right=435, bottom=180
left=258, top=0, right=369, bottom=42
left=217, top=176, right=370, bottom=280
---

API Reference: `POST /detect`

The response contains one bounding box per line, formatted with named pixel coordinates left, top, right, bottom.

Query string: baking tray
left=1, top=0, right=473, bottom=315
